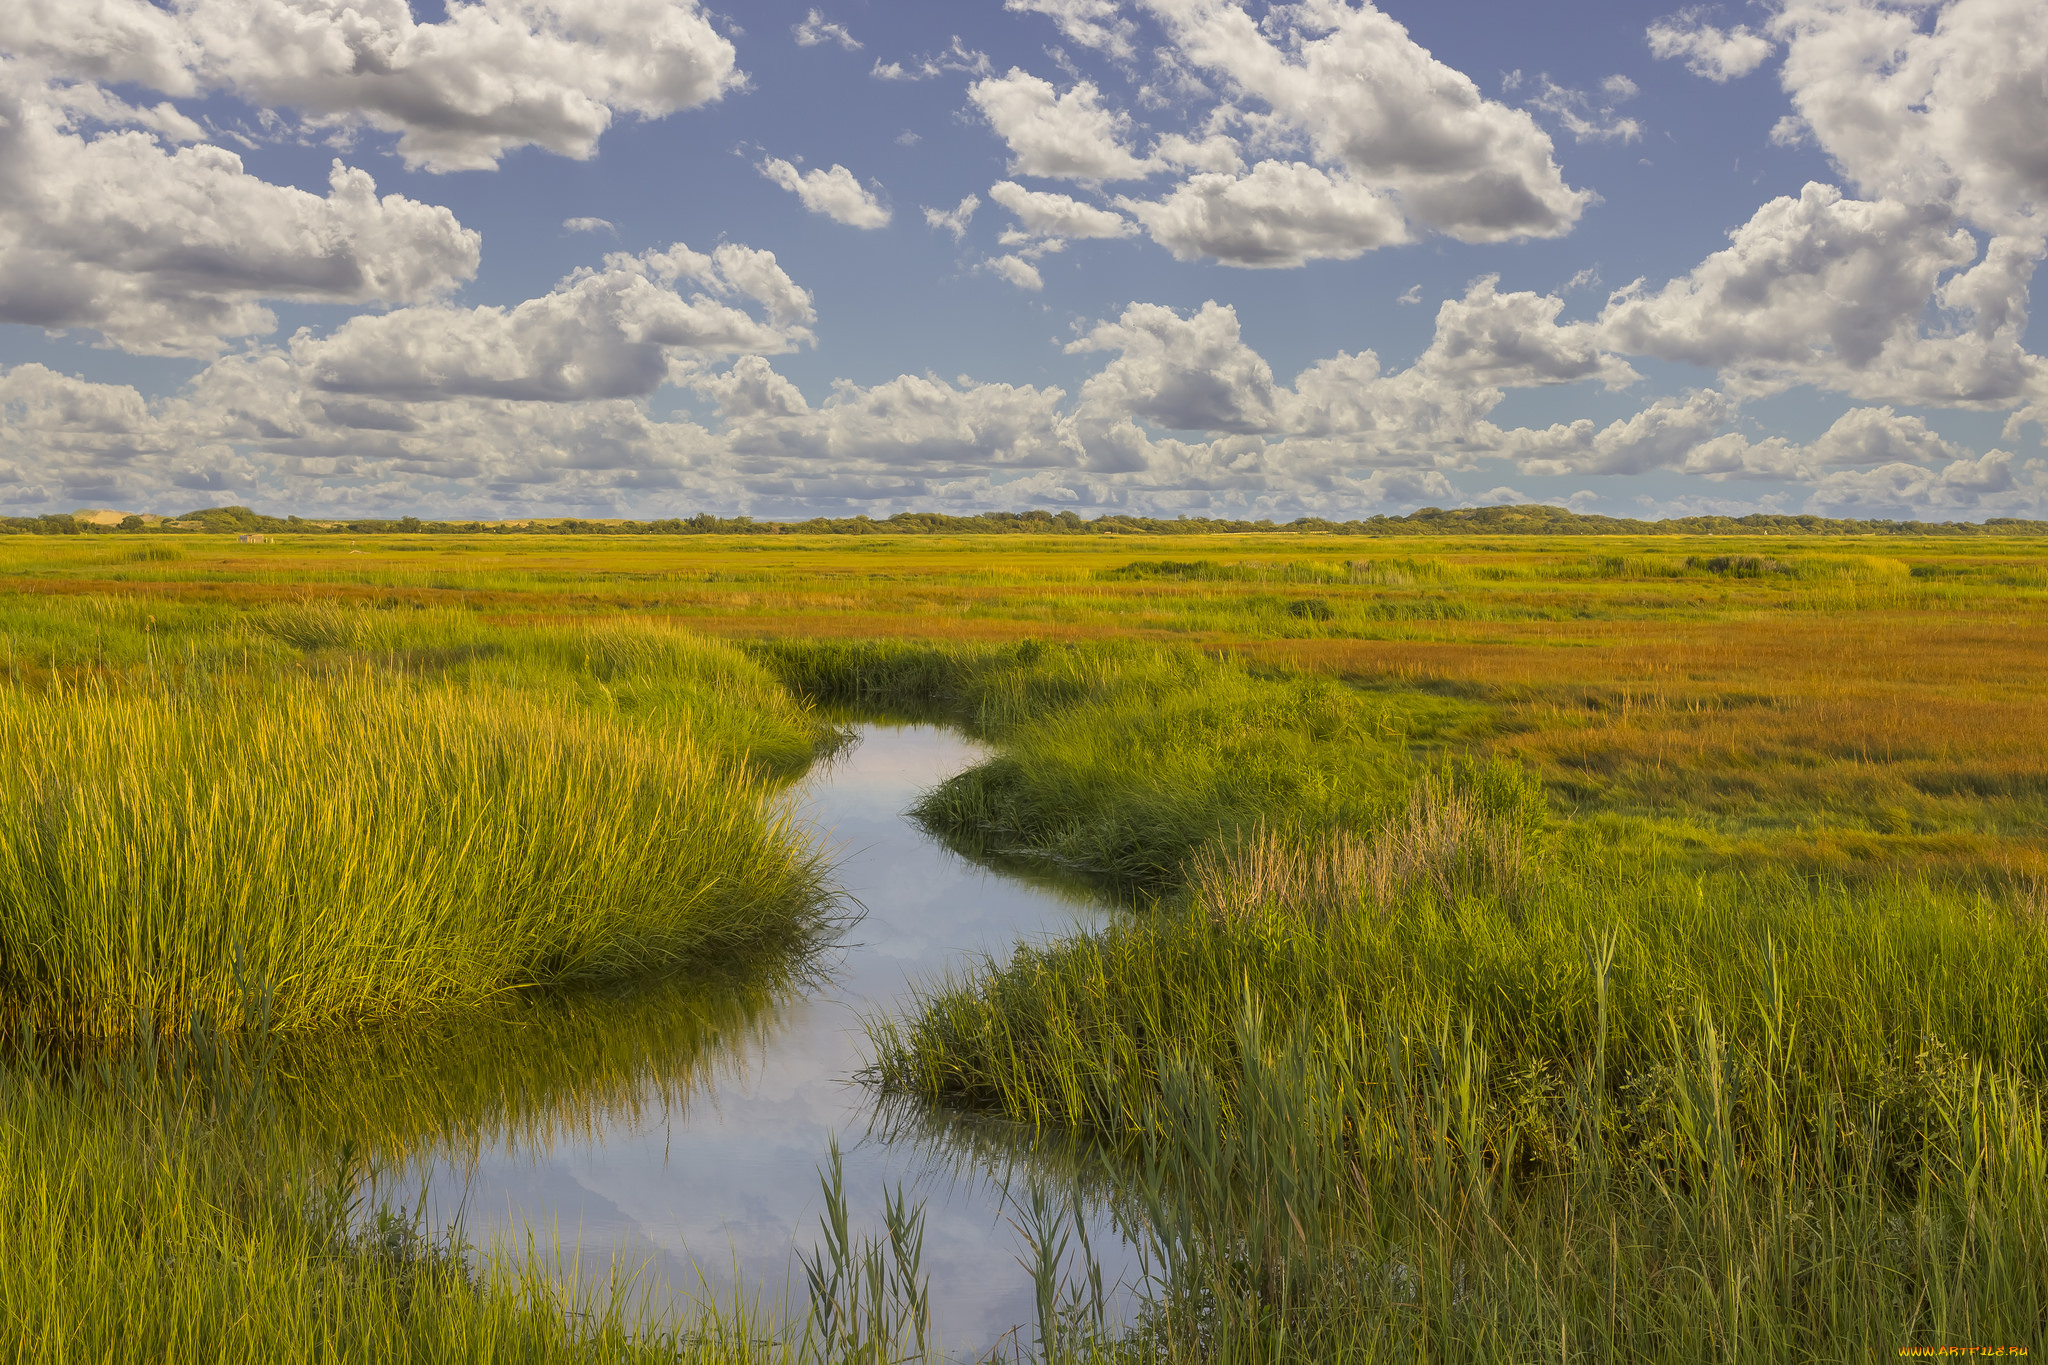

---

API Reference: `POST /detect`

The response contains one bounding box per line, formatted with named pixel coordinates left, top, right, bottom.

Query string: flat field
left=8, top=529, right=2043, bottom=879
left=2, top=529, right=2045, bottom=1362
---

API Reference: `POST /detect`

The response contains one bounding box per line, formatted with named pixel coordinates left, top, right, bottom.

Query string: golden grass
left=4, top=529, right=2044, bottom=878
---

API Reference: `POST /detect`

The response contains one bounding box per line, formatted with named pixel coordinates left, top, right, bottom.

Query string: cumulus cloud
left=1773, top=0, right=2048, bottom=233
left=1676, top=405, right=1966, bottom=480
left=1646, top=12, right=1777, bottom=80
left=1153, top=131, right=1245, bottom=174
left=1599, top=183, right=2048, bottom=405
left=1066, top=281, right=1632, bottom=453
left=1509, top=390, right=1737, bottom=476
left=969, top=69, right=1157, bottom=180
left=562, top=216, right=615, bottom=233
left=2, top=0, right=743, bottom=173
left=1804, top=450, right=2034, bottom=516
left=758, top=158, right=892, bottom=228
left=989, top=181, right=1134, bottom=239
left=1071, top=300, right=1284, bottom=433
left=0, top=72, right=479, bottom=357
left=984, top=254, right=1048, bottom=291
left=793, top=9, right=860, bottom=50
left=0, top=362, right=161, bottom=464
left=1003, top=0, right=1139, bottom=59
left=1137, top=0, right=1590, bottom=242
left=1420, top=276, right=1639, bottom=390
left=294, top=242, right=813, bottom=402
left=1120, top=160, right=1409, bottom=267
left=924, top=195, right=980, bottom=241
left=0, top=0, right=199, bottom=94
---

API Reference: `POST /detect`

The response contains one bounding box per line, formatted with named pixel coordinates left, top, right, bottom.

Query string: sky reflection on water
left=415, top=724, right=1141, bottom=1352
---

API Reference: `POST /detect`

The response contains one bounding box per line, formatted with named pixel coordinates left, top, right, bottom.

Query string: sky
left=0, top=0, right=2044, bottom=522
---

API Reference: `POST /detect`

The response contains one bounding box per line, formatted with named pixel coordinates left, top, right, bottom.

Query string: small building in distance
left=237, top=533, right=268, bottom=543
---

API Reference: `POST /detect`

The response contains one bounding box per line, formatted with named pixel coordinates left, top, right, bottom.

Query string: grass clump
left=873, top=849, right=2048, bottom=1357
left=1188, top=758, right=1546, bottom=920
left=0, top=672, right=830, bottom=1038
left=258, top=604, right=842, bottom=777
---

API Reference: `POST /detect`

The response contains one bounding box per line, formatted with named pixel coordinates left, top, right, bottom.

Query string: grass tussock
left=0, top=672, right=830, bottom=1038
left=1189, top=758, right=1546, bottom=920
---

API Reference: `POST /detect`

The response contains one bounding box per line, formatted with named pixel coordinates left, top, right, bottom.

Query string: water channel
left=402, top=723, right=1145, bottom=1352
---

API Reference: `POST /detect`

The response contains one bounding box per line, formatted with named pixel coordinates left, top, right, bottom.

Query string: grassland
left=0, top=529, right=2044, bottom=1360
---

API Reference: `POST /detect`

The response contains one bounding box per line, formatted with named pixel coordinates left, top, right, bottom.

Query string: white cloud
left=707, top=366, right=1080, bottom=472
left=1526, top=75, right=1643, bottom=143
left=693, top=354, right=811, bottom=420
left=1003, top=0, right=1139, bottom=60
left=969, top=69, right=1157, bottom=180
left=1509, top=390, right=1736, bottom=476
left=1137, top=0, right=1590, bottom=242
left=758, top=158, right=892, bottom=229
left=0, top=0, right=743, bottom=173
left=984, top=255, right=1047, bottom=291
left=562, top=217, right=615, bottom=233
left=1646, top=12, right=1777, bottom=81
left=871, top=36, right=991, bottom=82
left=1120, top=160, right=1409, bottom=267
left=1599, top=183, right=2048, bottom=405
left=989, top=181, right=1134, bottom=239
left=0, top=0, right=200, bottom=94
left=793, top=9, right=861, bottom=50
left=293, top=243, right=813, bottom=403
left=1806, top=405, right=1965, bottom=466
left=1398, top=285, right=1423, bottom=305
left=924, top=195, right=980, bottom=242
left=1804, top=450, right=2038, bottom=516
left=1419, top=276, right=1639, bottom=390
left=1152, top=131, right=1244, bottom=174
left=1677, top=405, right=1967, bottom=480
left=1070, top=300, right=1283, bottom=433
left=0, top=72, right=479, bottom=357
left=1774, top=0, right=2048, bottom=233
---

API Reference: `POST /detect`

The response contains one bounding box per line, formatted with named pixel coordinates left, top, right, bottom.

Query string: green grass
left=872, top=838, right=2048, bottom=1358
left=0, top=667, right=831, bottom=1038
left=2, top=537, right=2046, bottom=1360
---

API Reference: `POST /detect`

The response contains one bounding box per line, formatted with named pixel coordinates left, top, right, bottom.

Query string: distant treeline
left=9, top=504, right=2048, bottom=538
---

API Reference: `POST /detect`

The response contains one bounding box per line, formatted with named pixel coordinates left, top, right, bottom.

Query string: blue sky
left=0, top=0, right=2043, bottom=520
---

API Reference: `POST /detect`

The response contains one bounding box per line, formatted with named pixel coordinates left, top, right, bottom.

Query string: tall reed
left=0, top=671, right=830, bottom=1038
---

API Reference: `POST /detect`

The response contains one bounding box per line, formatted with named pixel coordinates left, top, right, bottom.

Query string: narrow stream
left=414, top=724, right=1144, bottom=1352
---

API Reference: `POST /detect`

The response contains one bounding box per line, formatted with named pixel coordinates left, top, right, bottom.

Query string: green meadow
left=1, top=527, right=2045, bottom=1360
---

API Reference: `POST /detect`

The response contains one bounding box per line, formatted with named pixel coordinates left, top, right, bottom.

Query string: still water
left=410, top=724, right=1142, bottom=1351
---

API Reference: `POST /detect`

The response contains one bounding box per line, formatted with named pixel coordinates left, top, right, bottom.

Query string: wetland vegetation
left=0, top=527, right=2044, bottom=1360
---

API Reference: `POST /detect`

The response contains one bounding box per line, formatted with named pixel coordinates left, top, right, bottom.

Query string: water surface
left=410, top=724, right=1141, bottom=1350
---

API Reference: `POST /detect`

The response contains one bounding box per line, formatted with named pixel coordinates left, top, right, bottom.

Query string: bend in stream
left=360, top=723, right=1145, bottom=1352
